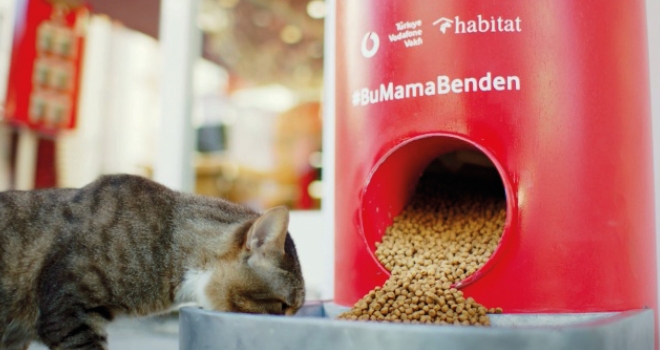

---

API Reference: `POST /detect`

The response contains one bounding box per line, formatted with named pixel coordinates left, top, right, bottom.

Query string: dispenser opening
left=380, top=150, right=507, bottom=288
left=360, top=135, right=512, bottom=289
left=343, top=135, right=511, bottom=324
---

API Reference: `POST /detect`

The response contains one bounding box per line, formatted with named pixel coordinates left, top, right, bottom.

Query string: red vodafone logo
left=361, top=32, right=380, bottom=58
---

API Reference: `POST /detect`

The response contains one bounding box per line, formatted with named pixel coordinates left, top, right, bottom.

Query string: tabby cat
left=0, top=174, right=305, bottom=350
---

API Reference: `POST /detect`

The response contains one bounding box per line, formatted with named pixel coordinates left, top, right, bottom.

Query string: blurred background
left=0, top=0, right=325, bottom=211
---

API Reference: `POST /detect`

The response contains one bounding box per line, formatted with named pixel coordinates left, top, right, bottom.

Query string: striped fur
left=0, top=174, right=304, bottom=350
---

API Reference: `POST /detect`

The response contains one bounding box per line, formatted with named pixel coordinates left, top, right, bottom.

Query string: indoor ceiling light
left=306, top=0, right=325, bottom=19
left=280, top=25, right=303, bottom=44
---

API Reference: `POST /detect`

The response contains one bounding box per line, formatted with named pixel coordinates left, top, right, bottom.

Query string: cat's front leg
left=0, top=343, right=30, bottom=350
left=1, top=319, right=33, bottom=350
left=36, top=305, right=110, bottom=350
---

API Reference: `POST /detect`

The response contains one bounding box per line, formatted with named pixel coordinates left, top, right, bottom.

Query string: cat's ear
left=246, top=206, right=289, bottom=254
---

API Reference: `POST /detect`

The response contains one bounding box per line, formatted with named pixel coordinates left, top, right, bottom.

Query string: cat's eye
left=255, top=297, right=289, bottom=315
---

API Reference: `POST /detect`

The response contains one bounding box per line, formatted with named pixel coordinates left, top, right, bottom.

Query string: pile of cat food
left=338, top=171, right=506, bottom=326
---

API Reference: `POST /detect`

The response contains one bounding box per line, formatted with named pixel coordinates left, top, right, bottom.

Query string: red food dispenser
left=334, top=0, right=656, bottom=329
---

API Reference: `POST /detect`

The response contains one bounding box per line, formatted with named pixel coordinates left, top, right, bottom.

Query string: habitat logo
left=433, top=15, right=521, bottom=34
left=433, top=18, right=453, bottom=34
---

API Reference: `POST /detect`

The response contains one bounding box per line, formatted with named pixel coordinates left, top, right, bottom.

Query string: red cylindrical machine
left=334, top=0, right=656, bottom=326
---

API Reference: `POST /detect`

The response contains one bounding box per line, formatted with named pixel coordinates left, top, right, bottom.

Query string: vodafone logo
left=361, top=32, right=380, bottom=58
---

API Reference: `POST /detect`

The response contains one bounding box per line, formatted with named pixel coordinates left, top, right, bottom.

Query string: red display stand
left=334, top=0, right=656, bottom=334
left=4, top=0, right=88, bottom=135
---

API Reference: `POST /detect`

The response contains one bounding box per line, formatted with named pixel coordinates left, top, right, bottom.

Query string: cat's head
left=183, top=206, right=305, bottom=316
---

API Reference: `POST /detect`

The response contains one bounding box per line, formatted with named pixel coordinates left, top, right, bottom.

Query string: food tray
left=179, top=302, right=653, bottom=350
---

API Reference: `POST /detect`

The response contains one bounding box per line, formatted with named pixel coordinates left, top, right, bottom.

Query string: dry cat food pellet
left=339, top=172, right=506, bottom=325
